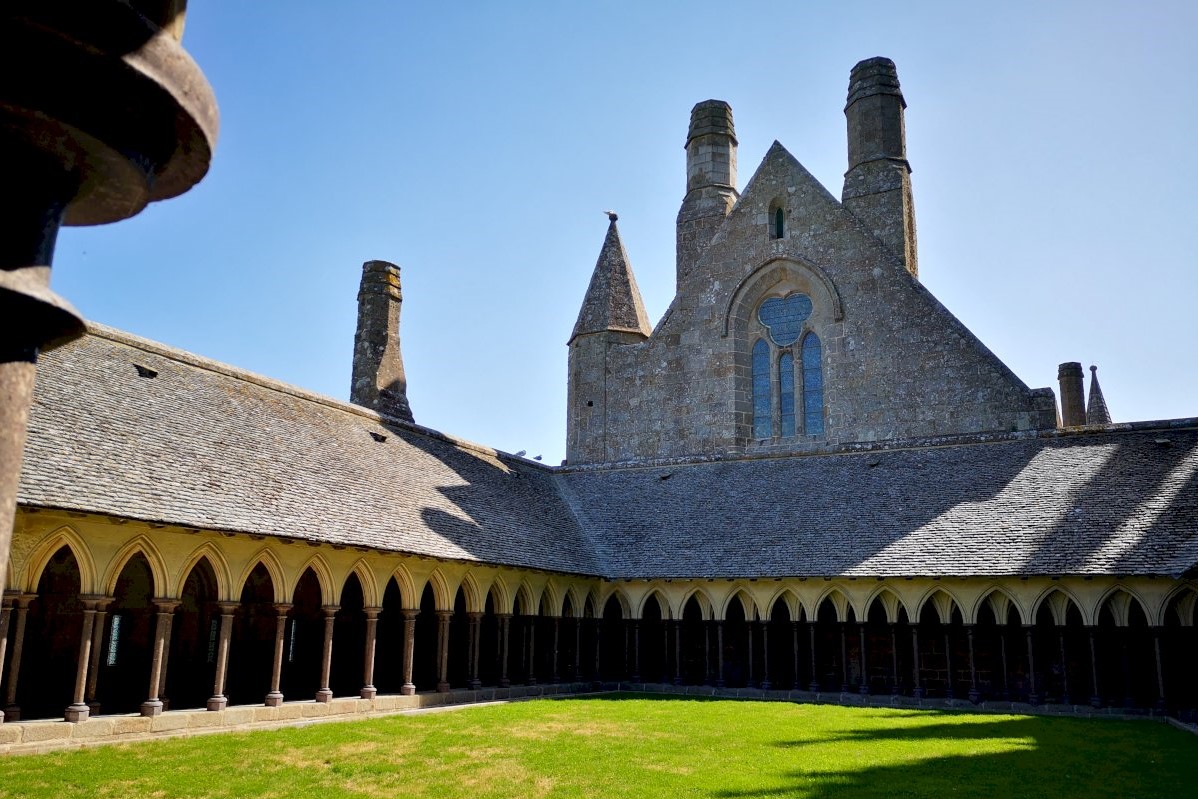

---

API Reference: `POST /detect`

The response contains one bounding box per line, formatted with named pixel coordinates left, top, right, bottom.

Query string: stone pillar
left=793, top=620, right=801, bottom=690
left=552, top=617, right=560, bottom=684
left=591, top=617, right=601, bottom=684
left=944, top=630, right=954, bottom=700
left=65, top=597, right=99, bottom=722
left=3, top=594, right=34, bottom=720
left=400, top=608, right=417, bottom=695
left=1025, top=626, right=1039, bottom=705
left=85, top=598, right=112, bottom=715
left=1000, top=627, right=1010, bottom=700
left=207, top=602, right=236, bottom=711
left=808, top=621, right=820, bottom=692
left=747, top=621, right=755, bottom=688
left=967, top=626, right=979, bottom=703
left=630, top=620, right=640, bottom=683
left=157, top=609, right=176, bottom=710
left=760, top=621, right=771, bottom=690
left=525, top=615, right=537, bottom=686
left=660, top=620, right=669, bottom=684
left=839, top=624, right=849, bottom=692
left=911, top=625, right=923, bottom=699
left=673, top=620, right=682, bottom=686
left=715, top=621, right=725, bottom=688
left=314, top=606, right=337, bottom=702
left=703, top=621, right=711, bottom=684
left=890, top=623, right=900, bottom=694
left=1058, top=629, right=1071, bottom=705
left=498, top=613, right=511, bottom=688
left=265, top=603, right=290, bottom=707
left=468, top=612, right=482, bottom=690
left=1153, top=628, right=1167, bottom=712
left=361, top=608, right=380, bottom=699
left=435, top=610, right=450, bottom=693
left=858, top=623, right=868, bottom=695
left=573, top=617, right=582, bottom=683
left=140, top=600, right=179, bottom=717
left=1088, top=626, right=1101, bottom=708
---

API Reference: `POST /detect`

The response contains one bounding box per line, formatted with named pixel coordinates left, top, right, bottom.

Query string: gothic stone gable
left=584, top=142, right=1055, bottom=464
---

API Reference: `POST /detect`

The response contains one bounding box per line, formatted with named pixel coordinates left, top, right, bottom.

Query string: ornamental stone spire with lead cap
left=1087, top=365, right=1113, bottom=425
left=350, top=259, right=414, bottom=423
left=569, top=213, right=652, bottom=343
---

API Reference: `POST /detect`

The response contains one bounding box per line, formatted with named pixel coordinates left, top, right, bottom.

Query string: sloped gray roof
left=18, top=325, right=600, bottom=577
left=17, top=326, right=1198, bottom=581
left=569, top=219, right=652, bottom=343
left=557, top=426, right=1198, bottom=579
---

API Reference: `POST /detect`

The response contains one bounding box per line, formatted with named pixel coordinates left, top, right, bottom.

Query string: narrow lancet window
left=802, top=333, right=824, bottom=435
left=773, top=207, right=784, bottom=239
left=752, top=338, right=771, bottom=438
left=779, top=352, right=795, bottom=437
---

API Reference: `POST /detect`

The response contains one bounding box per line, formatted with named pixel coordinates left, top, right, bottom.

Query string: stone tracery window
left=750, top=292, right=824, bottom=439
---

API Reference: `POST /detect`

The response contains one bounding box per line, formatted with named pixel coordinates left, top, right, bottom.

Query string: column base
left=1028, top=692, right=1040, bottom=706
left=207, top=695, right=228, bottom=711
left=64, top=703, right=90, bottom=723
left=400, top=683, right=415, bottom=696
left=527, top=677, right=538, bottom=686
left=673, top=677, right=682, bottom=686
left=968, top=688, right=980, bottom=704
left=360, top=686, right=377, bottom=700
left=3, top=705, right=20, bottom=722
left=858, top=684, right=869, bottom=696
left=1090, top=695, right=1102, bottom=709
left=499, top=678, right=510, bottom=688
left=716, top=679, right=726, bottom=688
left=761, top=680, right=772, bottom=690
left=264, top=691, right=283, bottom=707
left=468, top=679, right=481, bottom=690
left=315, top=689, right=332, bottom=703
left=140, top=699, right=163, bottom=717
left=436, top=682, right=450, bottom=693
left=88, top=700, right=100, bottom=716
left=912, top=687, right=924, bottom=699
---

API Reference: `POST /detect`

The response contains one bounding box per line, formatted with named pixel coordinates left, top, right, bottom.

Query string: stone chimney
left=1057, top=362, right=1085, bottom=427
left=676, top=100, right=738, bottom=289
left=842, top=57, right=918, bottom=277
left=350, top=260, right=413, bottom=423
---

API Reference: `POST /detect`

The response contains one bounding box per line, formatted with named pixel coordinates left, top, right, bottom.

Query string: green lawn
left=2, top=696, right=1194, bottom=798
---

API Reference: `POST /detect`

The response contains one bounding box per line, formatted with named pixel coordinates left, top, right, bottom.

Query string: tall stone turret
left=567, top=214, right=651, bottom=464
left=842, top=57, right=918, bottom=276
left=1057, top=361, right=1085, bottom=427
left=350, top=260, right=414, bottom=423
left=676, top=100, right=738, bottom=288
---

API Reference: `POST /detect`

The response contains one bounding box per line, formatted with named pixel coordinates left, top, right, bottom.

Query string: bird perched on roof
left=604, top=210, right=618, bottom=222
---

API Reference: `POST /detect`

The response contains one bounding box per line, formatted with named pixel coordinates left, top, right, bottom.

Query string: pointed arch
left=419, top=569, right=452, bottom=611
left=912, top=587, right=964, bottom=625
left=175, top=542, right=233, bottom=602
left=863, top=586, right=906, bottom=624
left=540, top=581, right=562, bottom=617
left=20, top=525, right=98, bottom=595
left=103, top=535, right=169, bottom=598
left=294, top=554, right=335, bottom=606
left=679, top=586, right=715, bottom=621
left=513, top=579, right=537, bottom=616
left=1160, top=584, right=1198, bottom=626
left=764, top=587, right=801, bottom=621
left=562, top=585, right=585, bottom=618
left=813, top=586, right=853, bottom=623
left=456, top=571, right=484, bottom=614
left=637, top=587, right=671, bottom=620
left=1095, top=586, right=1150, bottom=628
left=1029, top=584, right=1088, bottom=625
left=599, top=586, right=631, bottom=619
left=236, top=548, right=286, bottom=604
left=972, top=586, right=1025, bottom=625
left=719, top=586, right=759, bottom=621
left=387, top=562, right=418, bottom=610
left=723, top=256, right=845, bottom=337
left=484, top=575, right=513, bottom=615
left=345, top=559, right=379, bottom=608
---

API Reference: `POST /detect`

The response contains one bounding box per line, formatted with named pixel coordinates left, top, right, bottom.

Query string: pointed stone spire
left=1087, top=364, right=1112, bottom=425
left=569, top=213, right=652, bottom=343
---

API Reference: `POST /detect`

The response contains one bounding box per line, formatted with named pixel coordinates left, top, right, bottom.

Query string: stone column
left=1153, top=628, right=1167, bottom=712
left=140, top=600, right=179, bottom=717
left=435, top=610, right=450, bottom=693
left=265, top=603, right=290, bottom=707
left=157, top=609, right=177, bottom=710
left=1025, top=626, right=1039, bottom=705
left=944, top=630, right=954, bottom=700
left=858, top=623, right=868, bottom=695
left=361, top=608, right=380, bottom=699
left=315, top=606, right=337, bottom=702
left=911, top=624, right=923, bottom=699
left=967, top=626, right=979, bottom=703
left=65, top=597, right=99, bottom=722
left=1087, top=626, right=1101, bottom=708
left=591, top=617, right=601, bottom=683
left=207, top=602, right=236, bottom=711
left=793, top=620, right=801, bottom=690
left=715, top=620, right=725, bottom=688
left=525, top=616, right=537, bottom=686
left=552, top=617, right=561, bottom=683
left=889, top=623, right=900, bottom=694
left=574, top=617, right=582, bottom=683
left=747, top=621, right=755, bottom=688
left=839, top=623, right=849, bottom=692
left=467, top=612, right=482, bottom=689
left=808, top=621, right=819, bottom=692
left=999, top=627, right=1010, bottom=700
left=1058, top=629, right=1071, bottom=705
left=400, top=608, right=417, bottom=695
left=661, top=621, right=669, bottom=684
left=760, top=621, right=771, bottom=690
left=673, top=620, right=682, bottom=686
left=498, top=613, right=511, bottom=688
left=85, top=598, right=112, bottom=715
left=3, top=594, right=34, bottom=720
left=629, top=620, right=640, bottom=682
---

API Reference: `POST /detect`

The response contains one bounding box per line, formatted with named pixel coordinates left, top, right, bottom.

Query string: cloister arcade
left=3, top=511, right=1196, bottom=723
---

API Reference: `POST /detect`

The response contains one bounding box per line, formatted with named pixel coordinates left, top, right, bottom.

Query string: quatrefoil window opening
left=751, top=292, right=824, bottom=439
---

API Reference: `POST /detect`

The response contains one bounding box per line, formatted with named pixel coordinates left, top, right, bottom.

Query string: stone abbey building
left=3, top=59, right=1197, bottom=739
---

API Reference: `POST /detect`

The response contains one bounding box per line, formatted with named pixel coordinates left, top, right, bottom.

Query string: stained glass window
left=802, top=333, right=824, bottom=436
left=779, top=352, right=795, bottom=437
left=752, top=338, right=771, bottom=438
left=758, top=293, right=812, bottom=346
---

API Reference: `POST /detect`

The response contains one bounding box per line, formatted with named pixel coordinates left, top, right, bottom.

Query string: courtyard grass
left=1, top=696, right=1194, bottom=798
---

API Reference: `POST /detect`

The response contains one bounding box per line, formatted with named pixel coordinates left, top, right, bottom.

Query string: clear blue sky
left=51, top=1, right=1198, bottom=465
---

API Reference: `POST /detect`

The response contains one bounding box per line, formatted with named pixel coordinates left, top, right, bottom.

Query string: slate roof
left=18, top=325, right=601, bottom=577
left=569, top=219, right=652, bottom=343
left=17, top=326, right=1198, bottom=581
left=557, top=426, right=1198, bottom=580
